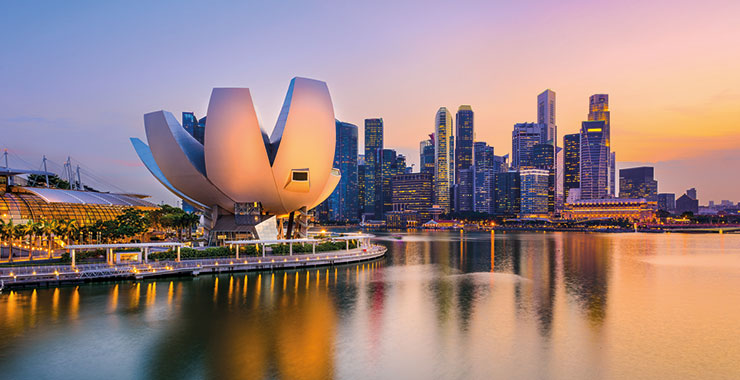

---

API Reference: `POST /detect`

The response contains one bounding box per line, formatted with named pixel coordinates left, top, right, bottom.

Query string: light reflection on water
left=1, top=231, right=739, bottom=379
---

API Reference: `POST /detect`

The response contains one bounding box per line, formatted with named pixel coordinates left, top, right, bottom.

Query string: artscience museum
left=132, top=77, right=341, bottom=241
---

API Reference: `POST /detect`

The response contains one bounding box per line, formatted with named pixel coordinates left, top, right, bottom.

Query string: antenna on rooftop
left=42, top=155, right=50, bottom=187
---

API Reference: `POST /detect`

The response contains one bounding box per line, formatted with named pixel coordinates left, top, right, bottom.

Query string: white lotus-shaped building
left=131, top=77, right=340, bottom=239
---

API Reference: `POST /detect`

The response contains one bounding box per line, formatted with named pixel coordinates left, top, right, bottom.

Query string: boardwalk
left=0, top=245, right=387, bottom=290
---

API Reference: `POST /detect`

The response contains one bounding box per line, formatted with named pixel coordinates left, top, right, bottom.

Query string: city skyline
left=2, top=1, right=740, bottom=204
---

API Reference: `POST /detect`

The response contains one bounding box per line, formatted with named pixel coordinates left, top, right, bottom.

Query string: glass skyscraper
left=495, top=171, right=521, bottom=216
left=182, top=112, right=207, bottom=144
left=519, top=169, right=550, bottom=217
left=537, top=90, right=556, bottom=144
left=364, top=118, right=383, bottom=218
left=375, top=148, right=397, bottom=217
left=580, top=120, right=609, bottom=200
left=473, top=142, right=495, bottom=214
left=434, top=107, right=453, bottom=212
left=455, top=106, right=474, bottom=212
left=323, top=121, right=358, bottom=222
left=532, top=143, right=555, bottom=214
left=511, top=122, right=544, bottom=170
left=419, top=136, right=435, bottom=176
left=563, top=133, right=580, bottom=202
left=588, top=94, right=614, bottom=196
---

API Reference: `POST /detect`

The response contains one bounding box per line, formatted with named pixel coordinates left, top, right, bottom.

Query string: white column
left=71, top=249, right=76, bottom=267
left=289, top=242, right=293, bottom=256
left=346, top=240, right=349, bottom=251
left=312, top=242, right=316, bottom=254
left=176, top=246, right=181, bottom=262
left=144, top=247, right=148, bottom=263
left=235, top=244, right=239, bottom=259
left=262, top=244, right=265, bottom=257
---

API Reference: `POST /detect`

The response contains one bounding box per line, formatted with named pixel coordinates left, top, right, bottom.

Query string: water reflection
left=1, top=232, right=740, bottom=379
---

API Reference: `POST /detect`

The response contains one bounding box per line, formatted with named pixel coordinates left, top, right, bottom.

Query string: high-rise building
left=619, top=166, right=657, bottom=200
left=391, top=173, right=434, bottom=216
left=511, top=122, right=544, bottom=170
left=357, top=155, right=365, bottom=218
left=495, top=171, right=521, bottom=216
left=657, top=193, right=676, bottom=213
left=588, top=94, right=614, bottom=196
left=323, top=121, right=358, bottom=222
left=473, top=142, right=495, bottom=214
left=532, top=143, right=555, bottom=214
left=580, top=120, right=609, bottom=200
left=182, top=112, right=206, bottom=144
left=434, top=107, right=454, bottom=212
left=420, top=136, right=435, bottom=176
left=676, top=193, right=699, bottom=215
left=364, top=118, right=383, bottom=217
left=537, top=90, right=556, bottom=144
left=563, top=133, right=580, bottom=201
left=519, top=169, right=550, bottom=217
left=395, top=154, right=408, bottom=176
left=375, top=148, right=397, bottom=218
left=455, top=106, right=474, bottom=212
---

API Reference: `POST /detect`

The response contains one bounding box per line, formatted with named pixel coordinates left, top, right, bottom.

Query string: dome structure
left=131, top=77, right=341, bottom=238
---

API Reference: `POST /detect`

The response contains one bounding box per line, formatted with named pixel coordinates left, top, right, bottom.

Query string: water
left=1, top=231, right=739, bottom=380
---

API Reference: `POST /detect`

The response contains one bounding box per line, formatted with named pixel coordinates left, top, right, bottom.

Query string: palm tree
left=0, top=219, right=10, bottom=261
left=21, top=220, right=35, bottom=261
left=47, top=219, right=60, bottom=259
left=11, top=223, right=25, bottom=263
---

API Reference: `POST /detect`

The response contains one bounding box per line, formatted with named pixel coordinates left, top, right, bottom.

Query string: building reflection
left=562, top=233, right=611, bottom=325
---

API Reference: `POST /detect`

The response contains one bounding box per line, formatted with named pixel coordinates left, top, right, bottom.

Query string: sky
left=1, top=0, right=739, bottom=205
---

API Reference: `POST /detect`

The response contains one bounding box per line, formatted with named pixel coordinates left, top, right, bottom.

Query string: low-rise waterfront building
left=562, top=198, right=657, bottom=222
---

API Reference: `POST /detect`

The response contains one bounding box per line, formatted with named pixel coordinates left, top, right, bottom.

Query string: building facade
left=532, top=143, right=555, bottom=214
left=473, top=142, right=495, bottom=214
left=562, top=198, right=657, bottom=222
left=563, top=133, right=580, bottom=201
left=519, top=169, right=550, bottom=217
left=495, top=171, right=521, bottom=216
left=420, top=136, right=435, bottom=176
left=537, top=90, right=556, bottom=144
left=364, top=118, right=383, bottom=218
left=579, top=120, right=609, bottom=200
left=375, top=148, right=397, bottom=218
left=455, top=106, right=474, bottom=212
left=657, top=193, right=676, bottom=213
left=511, top=122, right=544, bottom=170
left=619, top=166, right=657, bottom=200
left=434, top=107, right=454, bottom=212
left=388, top=173, right=434, bottom=227
left=323, top=120, right=359, bottom=222
left=587, top=94, right=614, bottom=196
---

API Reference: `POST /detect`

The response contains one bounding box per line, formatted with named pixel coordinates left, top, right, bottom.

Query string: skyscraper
left=495, top=171, right=521, bottom=216
left=357, top=155, right=365, bottom=218
left=511, top=122, right=543, bottom=170
left=619, top=166, right=657, bottom=200
left=182, top=112, right=206, bottom=144
left=473, top=142, right=495, bottom=214
left=537, top=90, right=556, bottom=144
left=375, top=148, right=397, bottom=217
left=324, top=120, right=358, bottom=222
left=420, top=136, right=435, bottom=176
left=364, top=118, right=383, bottom=217
left=588, top=94, right=614, bottom=196
left=563, top=133, right=580, bottom=201
left=455, top=106, right=474, bottom=212
left=519, top=169, right=550, bottom=217
left=580, top=120, right=609, bottom=200
left=532, top=143, right=555, bottom=214
left=657, top=193, right=676, bottom=213
left=434, top=107, right=454, bottom=212
left=395, top=154, right=408, bottom=176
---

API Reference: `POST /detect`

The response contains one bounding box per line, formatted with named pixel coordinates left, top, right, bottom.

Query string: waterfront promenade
left=0, top=244, right=387, bottom=290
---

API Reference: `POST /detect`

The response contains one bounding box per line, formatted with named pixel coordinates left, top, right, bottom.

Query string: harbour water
left=1, top=231, right=739, bottom=379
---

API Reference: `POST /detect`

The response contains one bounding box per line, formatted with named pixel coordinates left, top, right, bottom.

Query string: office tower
left=364, top=118, right=383, bottom=217
left=375, top=148, right=397, bottom=218
left=619, top=166, right=658, bottom=200
left=687, top=188, right=697, bottom=200
left=563, top=133, right=580, bottom=201
left=588, top=94, right=613, bottom=196
left=495, top=171, right=521, bottom=215
left=473, top=142, right=494, bottom=214
left=455, top=106, right=474, bottom=212
left=556, top=146, right=564, bottom=211
left=537, top=90, right=556, bottom=144
left=392, top=173, right=433, bottom=215
left=532, top=143, right=555, bottom=214
left=396, top=154, right=407, bottom=176
left=420, top=135, right=436, bottom=176
left=434, top=107, right=454, bottom=212
left=493, top=154, right=508, bottom=173
left=520, top=169, right=550, bottom=217
left=657, top=193, right=676, bottom=213
left=323, top=121, right=358, bottom=222
left=182, top=112, right=207, bottom=144
left=511, top=122, right=543, bottom=170
left=580, top=120, right=609, bottom=199
left=358, top=156, right=365, bottom=218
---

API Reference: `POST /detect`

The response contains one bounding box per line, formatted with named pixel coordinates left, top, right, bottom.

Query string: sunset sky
left=2, top=0, right=739, bottom=204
